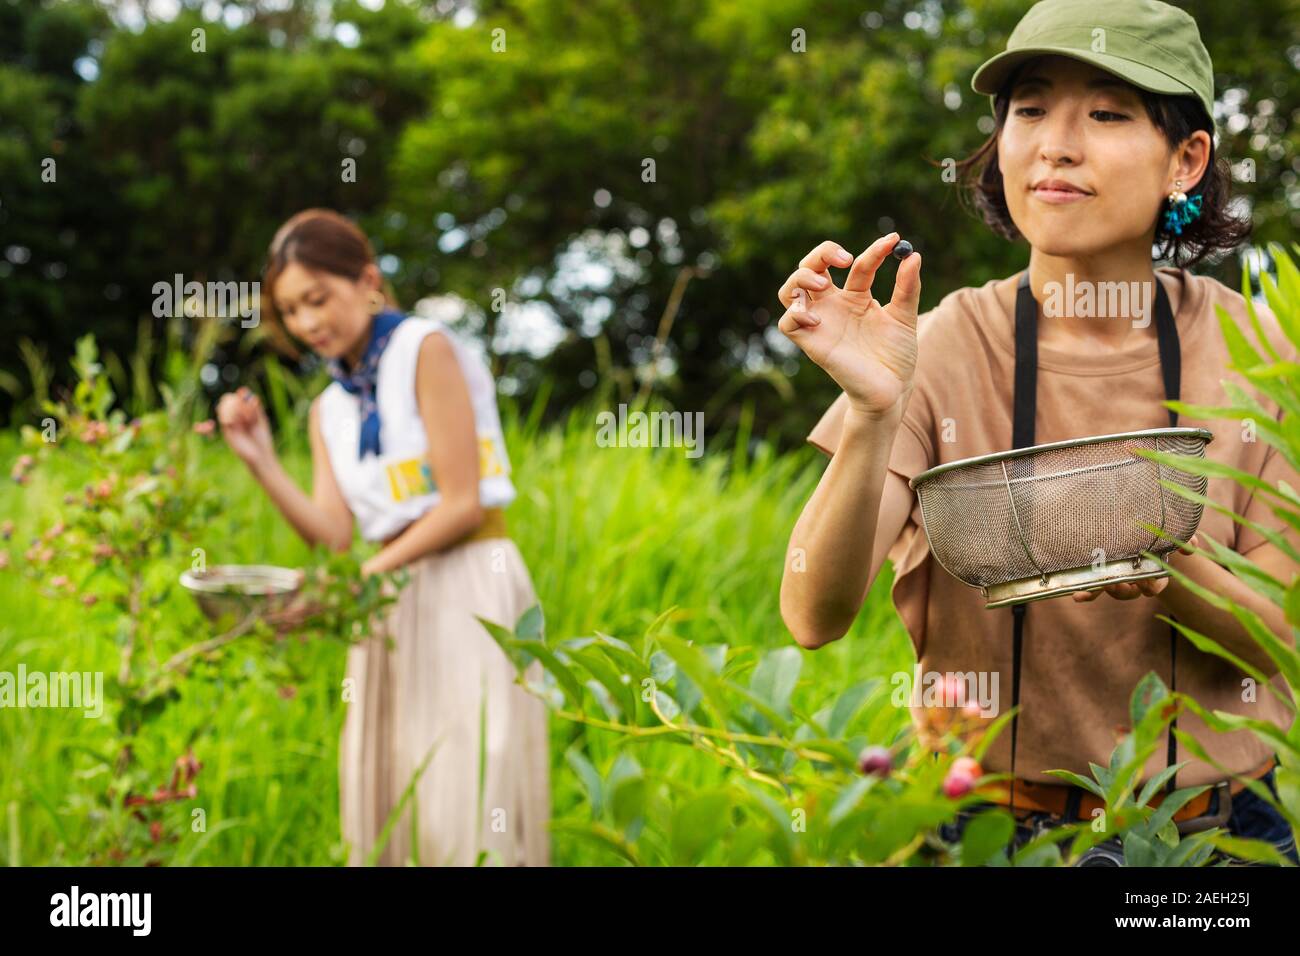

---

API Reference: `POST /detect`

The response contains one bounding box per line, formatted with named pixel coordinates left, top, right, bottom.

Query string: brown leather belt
left=460, top=506, right=509, bottom=544
left=382, top=507, right=510, bottom=549
left=977, top=755, right=1276, bottom=827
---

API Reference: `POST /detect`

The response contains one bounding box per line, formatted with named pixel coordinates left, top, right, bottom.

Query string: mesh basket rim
left=908, top=426, right=1213, bottom=490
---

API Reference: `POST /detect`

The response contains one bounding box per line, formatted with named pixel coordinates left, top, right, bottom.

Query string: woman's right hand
left=216, top=387, right=276, bottom=469
left=777, top=233, right=922, bottom=417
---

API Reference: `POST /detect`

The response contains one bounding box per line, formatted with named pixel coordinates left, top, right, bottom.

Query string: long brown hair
left=260, top=208, right=399, bottom=357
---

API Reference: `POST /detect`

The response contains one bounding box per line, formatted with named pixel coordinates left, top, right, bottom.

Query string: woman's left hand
left=1070, top=535, right=1199, bottom=603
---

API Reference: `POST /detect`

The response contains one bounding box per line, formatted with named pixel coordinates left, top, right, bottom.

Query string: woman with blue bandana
left=216, top=208, right=549, bottom=867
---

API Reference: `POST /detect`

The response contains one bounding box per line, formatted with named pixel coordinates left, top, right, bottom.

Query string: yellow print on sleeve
left=385, top=458, right=436, bottom=503
left=384, top=436, right=508, bottom=503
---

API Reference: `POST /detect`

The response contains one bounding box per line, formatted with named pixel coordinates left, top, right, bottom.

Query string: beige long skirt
left=338, top=536, right=551, bottom=866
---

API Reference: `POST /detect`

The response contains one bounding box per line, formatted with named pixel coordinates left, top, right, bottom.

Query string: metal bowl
left=908, top=427, right=1213, bottom=608
left=179, top=564, right=304, bottom=622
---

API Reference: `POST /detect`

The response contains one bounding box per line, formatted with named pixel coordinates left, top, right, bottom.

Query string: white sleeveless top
left=317, top=317, right=516, bottom=542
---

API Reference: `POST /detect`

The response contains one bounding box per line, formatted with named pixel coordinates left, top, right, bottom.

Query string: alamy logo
left=1041, top=274, right=1154, bottom=328
left=50, top=886, right=151, bottom=936
left=152, top=273, right=260, bottom=328
left=595, top=403, right=704, bottom=459
left=890, top=664, right=999, bottom=717
left=0, top=665, right=103, bottom=718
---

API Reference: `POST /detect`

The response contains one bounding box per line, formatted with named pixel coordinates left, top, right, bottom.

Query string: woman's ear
left=1172, top=129, right=1212, bottom=193
left=359, top=262, right=384, bottom=293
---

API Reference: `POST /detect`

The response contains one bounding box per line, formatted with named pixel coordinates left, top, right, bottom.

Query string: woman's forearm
left=362, top=497, right=485, bottom=576
left=249, top=455, right=349, bottom=550
left=781, top=402, right=903, bottom=649
left=1158, top=549, right=1296, bottom=675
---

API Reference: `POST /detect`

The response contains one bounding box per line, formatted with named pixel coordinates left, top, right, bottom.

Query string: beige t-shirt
left=807, top=266, right=1297, bottom=787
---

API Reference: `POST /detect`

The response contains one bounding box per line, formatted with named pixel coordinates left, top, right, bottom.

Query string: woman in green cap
left=777, top=0, right=1298, bottom=864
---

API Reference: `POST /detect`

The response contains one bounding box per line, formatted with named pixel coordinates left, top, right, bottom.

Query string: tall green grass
left=0, top=393, right=912, bottom=865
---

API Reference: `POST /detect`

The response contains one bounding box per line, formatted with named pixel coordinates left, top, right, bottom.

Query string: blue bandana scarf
left=326, top=308, right=408, bottom=458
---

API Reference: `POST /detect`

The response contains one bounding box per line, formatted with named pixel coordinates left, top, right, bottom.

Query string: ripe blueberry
left=891, top=239, right=914, bottom=260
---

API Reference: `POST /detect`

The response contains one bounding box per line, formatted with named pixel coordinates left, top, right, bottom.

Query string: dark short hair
left=953, top=60, right=1251, bottom=269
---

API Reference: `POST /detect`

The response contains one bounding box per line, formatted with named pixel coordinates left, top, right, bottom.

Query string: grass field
left=0, top=392, right=914, bottom=866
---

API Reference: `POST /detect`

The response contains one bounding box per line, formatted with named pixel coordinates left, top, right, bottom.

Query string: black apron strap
left=1009, top=271, right=1036, bottom=826
left=1008, top=270, right=1183, bottom=827
left=1153, top=277, right=1182, bottom=793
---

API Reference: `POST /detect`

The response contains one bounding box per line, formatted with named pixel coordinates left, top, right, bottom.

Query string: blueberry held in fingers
left=891, top=239, right=914, bottom=260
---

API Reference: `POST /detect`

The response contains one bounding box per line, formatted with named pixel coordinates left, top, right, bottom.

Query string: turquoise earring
left=1161, top=178, right=1203, bottom=236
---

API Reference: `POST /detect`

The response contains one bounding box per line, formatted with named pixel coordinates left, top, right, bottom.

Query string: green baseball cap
left=970, top=0, right=1215, bottom=126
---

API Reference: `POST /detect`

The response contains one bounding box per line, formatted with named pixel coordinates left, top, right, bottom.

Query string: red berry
left=81, top=594, right=98, bottom=607
left=943, top=769, right=976, bottom=798
left=858, top=745, right=893, bottom=777
left=951, top=756, right=982, bottom=779
left=940, top=673, right=965, bottom=707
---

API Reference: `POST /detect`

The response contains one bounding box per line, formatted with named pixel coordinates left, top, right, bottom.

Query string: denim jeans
left=939, top=767, right=1298, bottom=865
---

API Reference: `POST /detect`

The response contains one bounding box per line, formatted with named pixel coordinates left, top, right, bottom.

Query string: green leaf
left=503, top=636, right=585, bottom=709
left=515, top=603, right=545, bottom=644
left=827, top=776, right=876, bottom=827
left=961, top=809, right=1016, bottom=867
left=1122, top=830, right=1157, bottom=867
left=1217, top=302, right=1266, bottom=373
left=565, top=747, right=604, bottom=819
left=565, top=643, right=637, bottom=720
left=748, top=645, right=802, bottom=720
left=669, top=790, right=733, bottom=865
left=1042, top=769, right=1106, bottom=800
left=1209, top=833, right=1296, bottom=866
left=1130, top=671, right=1169, bottom=727
left=1145, top=785, right=1209, bottom=836
left=827, top=679, right=879, bottom=737
left=655, top=634, right=731, bottom=723
left=607, top=756, right=645, bottom=832
left=1137, top=761, right=1191, bottom=807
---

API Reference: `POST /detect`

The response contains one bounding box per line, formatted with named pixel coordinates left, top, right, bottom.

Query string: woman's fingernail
left=835, top=248, right=852, bottom=264
left=815, top=276, right=829, bottom=287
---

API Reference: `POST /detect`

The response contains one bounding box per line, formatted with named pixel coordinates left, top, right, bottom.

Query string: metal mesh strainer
left=908, top=427, right=1213, bottom=608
